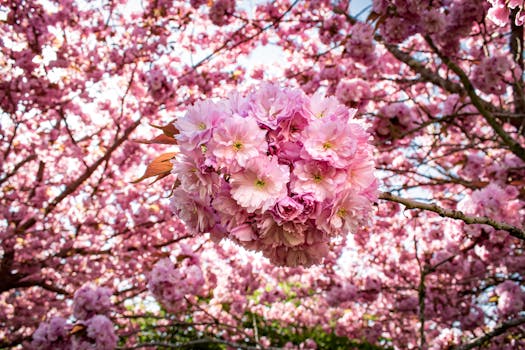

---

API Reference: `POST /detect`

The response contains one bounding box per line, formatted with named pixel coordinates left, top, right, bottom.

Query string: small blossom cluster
left=488, top=0, right=525, bottom=26
left=31, top=285, right=117, bottom=350
left=319, top=15, right=346, bottom=45
left=471, top=56, right=521, bottom=95
left=459, top=184, right=522, bottom=225
left=374, top=102, right=416, bottom=141
left=171, top=83, right=377, bottom=267
left=73, top=284, right=112, bottom=320
left=335, top=78, right=372, bottom=110
left=209, top=0, right=235, bottom=26
left=148, top=250, right=205, bottom=312
left=344, top=22, right=376, bottom=62
left=494, top=281, right=525, bottom=317
left=140, top=68, right=173, bottom=102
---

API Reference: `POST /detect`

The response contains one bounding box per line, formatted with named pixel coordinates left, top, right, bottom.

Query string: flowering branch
left=425, top=36, right=525, bottom=162
left=378, top=192, right=525, bottom=241
left=452, top=316, right=525, bottom=350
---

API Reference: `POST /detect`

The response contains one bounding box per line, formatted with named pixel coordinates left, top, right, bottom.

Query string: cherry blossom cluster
left=494, top=280, right=525, bottom=317
left=31, top=285, right=117, bottom=350
left=488, top=0, right=525, bottom=26
left=148, top=246, right=206, bottom=312
left=171, top=83, right=377, bottom=267
left=344, top=22, right=376, bottom=63
left=374, top=102, right=416, bottom=141
left=471, top=55, right=521, bottom=95
left=190, top=0, right=235, bottom=26
left=335, top=78, right=372, bottom=110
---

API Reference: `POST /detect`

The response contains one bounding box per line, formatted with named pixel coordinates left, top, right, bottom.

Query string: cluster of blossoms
left=209, top=0, right=235, bottom=26
left=170, top=83, right=377, bottom=267
left=471, top=56, right=521, bottom=95
left=31, top=285, right=117, bottom=350
left=319, top=15, right=346, bottom=45
left=459, top=184, right=522, bottom=229
left=344, top=22, right=376, bottom=62
left=335, top=78, right=372, bottom=110
left=148, top=246, right=206, bottom=312
left=140, top=68, right=174, bottom=102
left=494, top=280, right=525, bottom=317
left=488, top=0, right=525, bottom=26
left=374, top=102, right=416, bottom=141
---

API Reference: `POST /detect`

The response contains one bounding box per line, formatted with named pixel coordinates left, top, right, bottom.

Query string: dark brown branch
left=0, top=154, right=37, bottom=186
left=153, top=234, right=194, bottom=249
left=510, top=8, right=525, bottom=130
left=44, top=119, right=140, bottom=217
left=452, top=316, right=525, bottom=350
left=384, top=44, right=465, bottom=96
left=379, top=192, right=525, bottom=241
left=425, top=36, right=525, bottom=162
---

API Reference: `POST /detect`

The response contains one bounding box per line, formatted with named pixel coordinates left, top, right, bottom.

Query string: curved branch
left=452, top=316, right=525, bottom=350
left=378, top=192, right=525, bottom=241
left=425, top=36, right=525, bottom=162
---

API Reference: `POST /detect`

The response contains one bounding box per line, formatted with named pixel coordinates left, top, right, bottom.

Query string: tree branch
left=452, top=316, right=525, bottom=350
left=0, top=154, right=37, bottom=186
left=378, top=192, right=525, bottom=241
left=44, top=119, right=140, bottom=217
left=425, top=36, right=525, bottom=162
left=510, top=8, right=525, bottom=132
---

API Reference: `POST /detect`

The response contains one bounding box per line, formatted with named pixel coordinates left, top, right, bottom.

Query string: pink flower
left=212, top=185, right=250, bottom=230
left=209, top=0, right=235, bottom=26
left=471, top=56, right=520, bottom=95
left=335, top=79, right=371, bottom=109
left=306, top=90, right=349, bottom=120
left=257, top=215, right=306, bottom=247
left=85, top=315, right=117, bottom=350
left=170, top=189, right=216, bottom=233
left=168, top=83, right=377, bottom=266
left=326, top=281, right=358, bottom=306
left=148, top=257, right=205, bottom=312
left=270, top=243, right=329, bottom=267
left=487, top=2, right=510, bottom=26
left=292, top=160, right=346, bottom=202
left=31, top=317, right=70, bottom=350
left=210, top=114, right=268, bottom=169
left=230, top=156, right=290, bottom=212
left=495, top=281, right=524, bottom=317
left=231, top=223, right=257, bottom=241
left=316, top=190, right=370, bottom=235
left=345, top=22, right=375, bottom=61
left=294, top=192, right=317, bottom=222
left=175, top=99, right=228, bottom=151
left=171, top=151, right=221, bottom=199
left=301, top=119, right=359, bottom=168
left=272, top=196, right=304, bottom=223
left=345, top=156, right=377, bottom=191
left=248, top=83, right=301, bottom=129
left=72, top=285, right=112, bottom=321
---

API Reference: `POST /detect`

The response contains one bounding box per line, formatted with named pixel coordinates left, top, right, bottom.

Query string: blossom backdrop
left=1, top=0, right=525, bottom=349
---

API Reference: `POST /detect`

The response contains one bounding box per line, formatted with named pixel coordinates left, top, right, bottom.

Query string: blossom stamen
left=233, top=141, right=243, bottom=151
